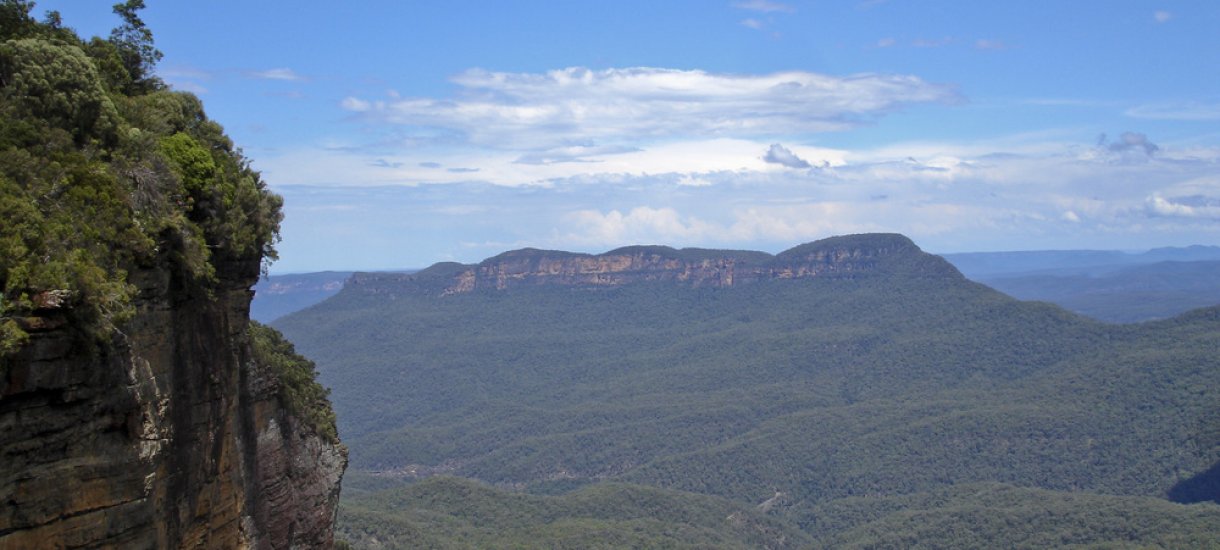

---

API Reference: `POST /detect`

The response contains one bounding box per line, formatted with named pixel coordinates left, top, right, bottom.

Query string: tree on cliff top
left=0, top=1, right=281, bottom=357
left=108, top=0, right=162, bottom=94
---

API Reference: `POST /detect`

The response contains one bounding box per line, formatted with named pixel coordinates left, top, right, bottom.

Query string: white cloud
left=1154, top=11, right=1172, bottom=23
left=564, top=207, right=718, bottom=246
left=341, top=67, right=959, bottom=150
left=763, top=143, right=812, bottom=169
left=732, top=0, right=795, bottom=13
left=875, top=37, right=896, bottom=48
left=251, top=68, right=304, bottom=81
left=553, top=200, right=1018, bottom=251
left=1125, top=101, right=1220, bottom=121
left=340, top=97, right=372, bottom=112
left=677, top=174, right=713, bottom=187
left=1101, top=131, right=1159, bottom=157
left=269, top=134, right=1220, bottom=270
left=740, top=18, right=765, bottom=30
left=1146, top=195, right=1220, bottom=219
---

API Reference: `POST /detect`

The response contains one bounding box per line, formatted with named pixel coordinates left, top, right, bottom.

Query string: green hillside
left=806, top=483, right=1220, bottom=548
left=275, top=237, right=1220, bottom=546
left=336, top=478, right=1220, bottom=549
left=338, top=476, right=814, bottom=549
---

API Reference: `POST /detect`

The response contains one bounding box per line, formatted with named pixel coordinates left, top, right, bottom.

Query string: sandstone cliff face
left=348, top=233, right=963, bottom=298
left=0, top=255, right=346, bottom=549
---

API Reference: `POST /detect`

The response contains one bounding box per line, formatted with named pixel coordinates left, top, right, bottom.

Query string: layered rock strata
left=0, top=255, right=346, bottom=549
left=347, top=233, right=963, bottom=298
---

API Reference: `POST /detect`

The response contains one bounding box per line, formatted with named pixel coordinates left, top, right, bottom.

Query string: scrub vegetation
left=0, top=0, right=281, bottom=356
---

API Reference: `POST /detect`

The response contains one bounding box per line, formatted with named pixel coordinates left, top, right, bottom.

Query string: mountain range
left=255, top=243, right=1220, bottom=324
left=273, top=234, right=1220, bottom=547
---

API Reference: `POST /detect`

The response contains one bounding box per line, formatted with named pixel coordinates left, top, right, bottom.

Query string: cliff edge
left=1, top=5, right=345, bottom=548
left=347, top=233, right=965, bottom=297
left=1, top=254, right=345, bottom=549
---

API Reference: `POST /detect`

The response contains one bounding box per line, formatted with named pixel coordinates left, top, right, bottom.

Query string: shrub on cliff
left=0, top=1, right=281, bottom=356
left=249, top=321, right=339, bottom=443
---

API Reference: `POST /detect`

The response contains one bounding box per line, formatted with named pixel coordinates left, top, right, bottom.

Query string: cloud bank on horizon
left=39, top=0, right=1220, bottom=272
left=262, top=60, right=1219, bottom=271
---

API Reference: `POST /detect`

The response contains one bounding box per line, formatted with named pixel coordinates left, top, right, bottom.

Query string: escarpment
left=0, top=6, right=345, bottom=546
left=347, top=233, right=966, bottom=297
left=1, top=251, right=345, bottom=549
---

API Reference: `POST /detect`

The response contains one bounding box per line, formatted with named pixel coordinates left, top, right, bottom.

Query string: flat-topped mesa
left=459, top=246, right=769, bottom=292
left=348, top=234, right=962, bottom=297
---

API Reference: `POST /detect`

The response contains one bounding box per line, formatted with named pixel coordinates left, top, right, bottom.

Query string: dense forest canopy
left=0, top=0, right=282, bottom=356
left=277, top=241, right=1220, bottom=547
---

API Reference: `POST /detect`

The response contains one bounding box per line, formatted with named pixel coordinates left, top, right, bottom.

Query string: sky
left=40, top=1, right=1220, bottom=273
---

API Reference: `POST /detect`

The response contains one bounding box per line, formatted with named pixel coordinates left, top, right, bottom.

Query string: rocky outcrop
left=347, top=233, right=964, bottom=298
left=0, top=253, right=346, bottom=549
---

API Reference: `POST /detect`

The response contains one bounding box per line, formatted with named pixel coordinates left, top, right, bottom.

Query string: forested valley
left=275, top=236, right=1220, bottom=548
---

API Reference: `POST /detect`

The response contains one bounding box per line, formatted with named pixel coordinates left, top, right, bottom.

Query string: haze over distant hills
left=944, top=245, right=1220, bottom=279
left=251, top=271, right=353, bottom=323
left=273, top=234, right=1220, bottom=547
left=943, top=246, right=1220, bottom=322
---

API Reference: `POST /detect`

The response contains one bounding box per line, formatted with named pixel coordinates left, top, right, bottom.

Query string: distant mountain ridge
left=251, top=271, right=354, bottom=323
left=348, top=233, right=962, bottom=297
left=944, top=245, right=1220, bottom=279
left=253, top=240, right=1220, bottom=324
left=274, top=232, right=1220, bottom=547
left=942, top=247, right=1220, bottom=322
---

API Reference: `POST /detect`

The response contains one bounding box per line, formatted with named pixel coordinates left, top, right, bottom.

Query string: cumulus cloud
left=1147, top=195, right=1220, bottom=219
left=677, top=174, right=712, bottom=187
left=268, top=132, right=1220, bottom=270
left=1102, top=132, right=1159, bottom=156
left=556, top=200, right=1002, bottom=250
left=250, top=68, right=304, bottom=81
left=565, top=207, right=717, bottom=246
left=763, top=143, right=812, bottom=169
left=340, top=67, right=959, bottom=149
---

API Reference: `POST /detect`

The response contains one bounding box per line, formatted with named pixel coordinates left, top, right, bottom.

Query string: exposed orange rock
left=397, top=233, right=956, bottom=296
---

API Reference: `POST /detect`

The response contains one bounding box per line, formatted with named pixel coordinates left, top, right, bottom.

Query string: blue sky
left=41, top=1, right=1220, bottom=272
